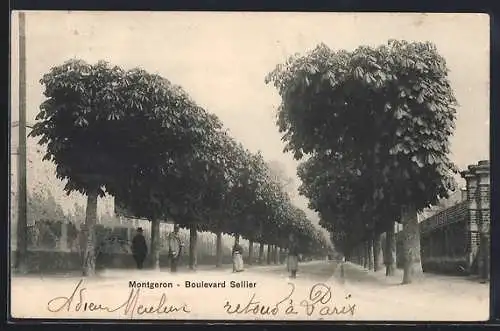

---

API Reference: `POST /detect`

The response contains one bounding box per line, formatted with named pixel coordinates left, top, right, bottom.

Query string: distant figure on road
left=232, top=239, right=244, bottom=272
left=167, top=224, right=183, bottom=272
left=340, top=255, right=346, bottom=281
left=131, top=227, right=148, bottom=270
left=287, top=233, right=299, bottom=278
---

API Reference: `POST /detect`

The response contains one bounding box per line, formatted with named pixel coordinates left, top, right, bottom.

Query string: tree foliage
left=266, top=40, right=459, bottom=256
left=32, top=60, right=126, bottom=196
left=32, top=59, right=329, bottom=266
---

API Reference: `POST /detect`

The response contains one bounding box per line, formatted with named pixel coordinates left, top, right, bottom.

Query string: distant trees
left=268, top=160, right=295, bottom=196
left=27, top=190, right=66, bottom=223
left=266, top=40, right=458, bottom=284
left=67, top=202, right=86, bottom=225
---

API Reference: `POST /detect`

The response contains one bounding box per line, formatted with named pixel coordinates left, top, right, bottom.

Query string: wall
left=12, top=220, right=278, bottom=274
left=396, top=201, right=472, bottom=275
left=394, top=160, right=490, bottom=276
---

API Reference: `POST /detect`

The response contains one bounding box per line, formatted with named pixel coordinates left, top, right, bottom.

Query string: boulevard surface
left=10, top=261, right=489, bottom=321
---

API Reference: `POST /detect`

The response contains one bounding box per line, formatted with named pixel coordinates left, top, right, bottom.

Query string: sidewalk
left=11, top=259, right=489, bottom=321
left=326, top=262, right=489, bottom=321
left=337, top=262, right=489, bottom=294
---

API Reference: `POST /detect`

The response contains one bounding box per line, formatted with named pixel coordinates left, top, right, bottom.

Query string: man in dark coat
left=131, top=227, right=148, bottom=269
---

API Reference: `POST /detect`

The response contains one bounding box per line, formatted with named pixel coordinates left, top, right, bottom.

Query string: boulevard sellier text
left=128, top=280, right=257, bottom=289
left=185, top=280, right=257, bottom=288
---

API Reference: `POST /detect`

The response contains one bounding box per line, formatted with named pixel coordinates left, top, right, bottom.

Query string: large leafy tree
left=221, top=151, right=268, bottom=237
left=106, top=69, right=224, bottom=269
left=247, top=157, right=287, bottom=240
left=170, top=109, right=233, bottom=269
left=32, top=60, right=127, bottom=276
left=266, top=40, right=458, bottom=284
left=31, top=60, right=193, bottom=276
left=217, top=150, right=287, bottom=263
left=203, top=135, right=250, bottom=266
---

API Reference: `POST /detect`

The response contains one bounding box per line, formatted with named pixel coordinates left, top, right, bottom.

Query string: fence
left=12, top=218, right=276, bottom=273
left=396, top=201, right=470, bottom=274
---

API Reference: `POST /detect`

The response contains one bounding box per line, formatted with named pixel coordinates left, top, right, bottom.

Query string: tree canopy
left=32, top=59, right=329, bottom=264
left=266, top=40, right=459, bottom=281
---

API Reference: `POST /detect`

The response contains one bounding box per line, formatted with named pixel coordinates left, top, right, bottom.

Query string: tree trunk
left=248, top=240, right=254, bottom=265
left=82, top=188, right=98, bottom=277
left=273, top=246, right=279, bottom=264
left=259, top=242, right=264, bottom=265
left=360, top=244, right=364, bottom=267
left=401, top=204, right=423, bottom=284
left=360, top=244, right=364, bottom=265
left=363, top=241, right=369, bottom=269
left=215, top=231, right=223, bottom=268
left=150, top=218, right=160, bottom=270
left=357, top=244, right=362, bottom=266
left=189, top=223, right=197, bottom=270
left=266, top=244, right=272, bottom=264
left=357, top=244, right=365, bottom=266
left=384, top=223, right=396, bottom=276
left=368, top=238, right=374, bottom=271
left=373, top=233, right=383, bottom=272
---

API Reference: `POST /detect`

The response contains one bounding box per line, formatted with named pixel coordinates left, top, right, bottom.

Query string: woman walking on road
left=287, top=233, right=299, bottom=278
left=232, top=238, right=245, bottom=272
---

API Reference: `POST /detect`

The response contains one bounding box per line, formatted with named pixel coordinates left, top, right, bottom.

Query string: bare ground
left=10, top=260, right=489, bottom=321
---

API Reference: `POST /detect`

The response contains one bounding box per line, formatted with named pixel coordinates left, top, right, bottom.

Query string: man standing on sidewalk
left=131, top=227, right=148, bottom=270
left=168, top=224, right=183, bottom=272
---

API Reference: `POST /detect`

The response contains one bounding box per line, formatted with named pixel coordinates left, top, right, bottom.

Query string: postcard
left=9, top=11, right=490, bottom=321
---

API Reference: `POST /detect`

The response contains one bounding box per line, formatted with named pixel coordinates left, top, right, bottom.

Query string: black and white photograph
left=9, top=11, right=490, bottom=321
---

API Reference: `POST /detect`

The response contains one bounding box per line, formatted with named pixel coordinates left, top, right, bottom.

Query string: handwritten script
left=46, top=280, right=355, bottom=319
left=223, top=282, right=356, bottom=318
left=47, top=279, right=191, bottom=318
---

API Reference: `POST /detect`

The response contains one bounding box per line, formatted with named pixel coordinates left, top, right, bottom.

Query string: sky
left=10, top=11, right=490, bottom=224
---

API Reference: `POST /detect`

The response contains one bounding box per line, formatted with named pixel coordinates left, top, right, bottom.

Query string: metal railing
left=420, top=201, right=468, bottom=234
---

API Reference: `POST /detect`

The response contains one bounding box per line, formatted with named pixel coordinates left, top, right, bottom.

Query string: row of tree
left=30, top=59, right=331, bottom=276
left=266, top=40, right=459, bottom=284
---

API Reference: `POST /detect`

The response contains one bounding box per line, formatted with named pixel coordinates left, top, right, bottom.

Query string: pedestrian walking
left=287, top=233, right=299, bottom=278
left=232, top=239, right=244, bottom=272
left=167, top=224, right=183, bottom=272
left=131, top=227, right=148, bottom=270
left=340, top=255, right=346, bottom=282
